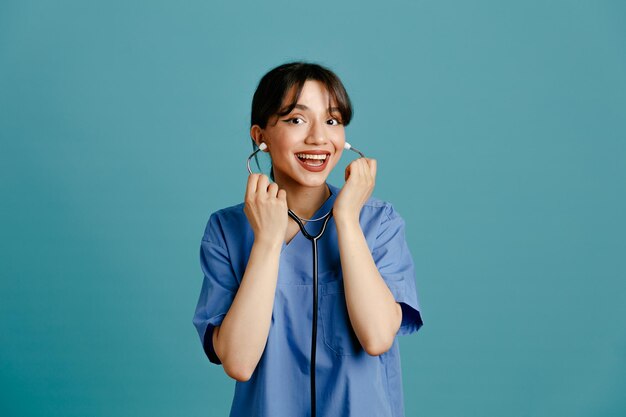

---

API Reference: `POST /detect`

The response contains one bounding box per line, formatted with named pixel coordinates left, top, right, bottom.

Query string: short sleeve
left=192, top=213, right=239, bottom=365
left=372, top=203, right=423, bottom=336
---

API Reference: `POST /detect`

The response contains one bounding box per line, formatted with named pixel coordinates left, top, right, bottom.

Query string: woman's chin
left=294, top=175, right=329, bottom=188
left=276, top=173, right=329, bottom=190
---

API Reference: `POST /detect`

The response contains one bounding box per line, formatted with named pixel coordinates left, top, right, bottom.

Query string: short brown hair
left=250, top=61, right=353, bottom=129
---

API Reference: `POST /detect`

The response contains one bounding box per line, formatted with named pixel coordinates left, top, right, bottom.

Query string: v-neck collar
left=281, top=182, right=338, bottom=251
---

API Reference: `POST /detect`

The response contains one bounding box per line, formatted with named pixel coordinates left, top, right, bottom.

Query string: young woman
left=193, top=62, right=423, bottom=417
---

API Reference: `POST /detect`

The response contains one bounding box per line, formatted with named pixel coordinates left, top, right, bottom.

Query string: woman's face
left=256, top=80, right=346, bottom=189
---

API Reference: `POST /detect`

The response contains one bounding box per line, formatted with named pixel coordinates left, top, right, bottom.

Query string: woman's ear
left=250, top=125, right=268, bottom=151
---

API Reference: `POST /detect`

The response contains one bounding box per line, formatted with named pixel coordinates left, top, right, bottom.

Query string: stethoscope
left=246, top=141, right=365, bottom=417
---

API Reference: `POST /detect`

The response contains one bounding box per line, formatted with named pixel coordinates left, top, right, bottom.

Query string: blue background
left=1, top=1, right=625, bottom=416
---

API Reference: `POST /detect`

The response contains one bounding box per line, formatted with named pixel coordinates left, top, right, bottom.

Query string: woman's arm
left=333, top=157, right=402, bottom=356
left=213, top=174, right=287, bottom=382
left=335, top=214, right=403, bottom=356
left=213, top=239, right=282, bottom=381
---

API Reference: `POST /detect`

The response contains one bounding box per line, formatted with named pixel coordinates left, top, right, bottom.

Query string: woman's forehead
left=281, top=81, right=338, bottom=110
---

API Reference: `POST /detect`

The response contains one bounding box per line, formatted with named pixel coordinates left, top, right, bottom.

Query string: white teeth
left=296, top=153, right=327, bottom=160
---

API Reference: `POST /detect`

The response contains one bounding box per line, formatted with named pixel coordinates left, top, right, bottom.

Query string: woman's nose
left=304, top=119, right=328, bottom=145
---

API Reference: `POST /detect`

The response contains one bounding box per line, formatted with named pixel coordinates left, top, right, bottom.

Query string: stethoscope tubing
left=288, top=210, right=333, bottom=417
left=245, top=141, right=365, bottom=417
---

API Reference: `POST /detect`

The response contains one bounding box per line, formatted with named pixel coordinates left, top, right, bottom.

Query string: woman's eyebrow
left=293, top=104, right=309, bottom=111
left=292, top=104, right=341, bottom=113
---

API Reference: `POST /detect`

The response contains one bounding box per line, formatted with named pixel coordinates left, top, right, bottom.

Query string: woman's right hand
left=244, top=174, right=288, bottom=246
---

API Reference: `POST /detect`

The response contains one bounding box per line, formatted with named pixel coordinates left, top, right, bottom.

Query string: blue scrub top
left=193, top=182, right=423, bottom=417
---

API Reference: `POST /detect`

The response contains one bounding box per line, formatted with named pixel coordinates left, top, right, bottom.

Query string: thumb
left=344, top=164, right=352, bottom=182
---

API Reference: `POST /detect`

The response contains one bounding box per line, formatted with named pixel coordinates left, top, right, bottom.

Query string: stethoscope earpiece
left=344, top=142, right=365, bottom=158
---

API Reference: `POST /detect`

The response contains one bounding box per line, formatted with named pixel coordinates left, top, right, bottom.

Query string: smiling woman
left=249, top=62, right=352, bottom=182
left=192, top=61, right=423, bottom=417
left=252, top=80, right=346, bottom=185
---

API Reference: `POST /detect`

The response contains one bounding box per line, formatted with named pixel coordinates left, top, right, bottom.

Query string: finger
left=277, top=188, right=287, bottom=203
left=358, top=158, right=367, bottom=181
left=369, top=158, right=377, bottom=181
left=246, top=174, right=260, bottom=201
left=267, top=182, right=279, bottom=198
left=257, top=174, right=270, bottom=195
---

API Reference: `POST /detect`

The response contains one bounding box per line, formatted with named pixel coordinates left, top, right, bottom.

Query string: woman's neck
left=276, top=178, right=330, bottom=220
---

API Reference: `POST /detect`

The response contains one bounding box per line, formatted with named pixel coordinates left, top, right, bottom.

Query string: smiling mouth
left=295, top=153, right=328, bottom=166
left=294, top=152, right=331, bottom=172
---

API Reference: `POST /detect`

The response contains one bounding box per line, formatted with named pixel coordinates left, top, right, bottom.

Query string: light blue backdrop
left=1, top=1, right=625, bottom=416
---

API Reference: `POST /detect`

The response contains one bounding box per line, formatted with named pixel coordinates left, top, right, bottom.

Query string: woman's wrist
left=333, top=212, right=360, bottom=230
left=252, top=235, right=284, bottom=252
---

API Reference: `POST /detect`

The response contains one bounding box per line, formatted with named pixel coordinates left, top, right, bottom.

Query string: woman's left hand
left=333, top=157, right=377, bottom=222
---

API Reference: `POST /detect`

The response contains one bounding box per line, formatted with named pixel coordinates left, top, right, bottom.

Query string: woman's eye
left=327, top=118, right=341, bottom=126
left=285, top=117, right=304, bottom=125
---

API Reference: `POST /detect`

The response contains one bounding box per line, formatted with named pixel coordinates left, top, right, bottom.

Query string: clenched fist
left=244, top=174, right=289, bottom=246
